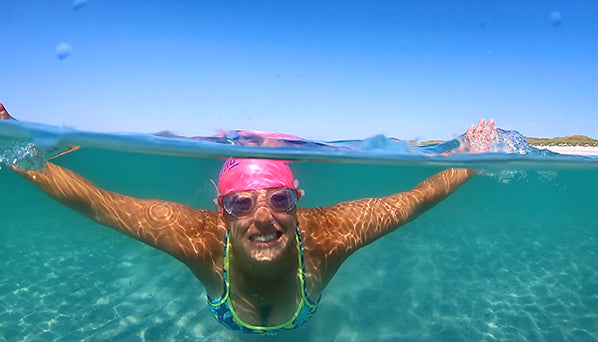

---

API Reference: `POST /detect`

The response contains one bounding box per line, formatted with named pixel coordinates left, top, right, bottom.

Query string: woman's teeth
left=252, top=233, right=278, bottom=243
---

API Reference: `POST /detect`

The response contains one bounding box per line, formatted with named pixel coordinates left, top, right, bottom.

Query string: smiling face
left=217, top=158, right=301, bottom=267
left=223, top=188, right=298, bottom=264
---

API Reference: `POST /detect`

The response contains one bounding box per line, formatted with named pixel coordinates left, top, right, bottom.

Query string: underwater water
left=1, top=122, right=598, bottom=342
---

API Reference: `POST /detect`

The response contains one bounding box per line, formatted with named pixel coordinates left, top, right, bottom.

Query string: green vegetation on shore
left=524, top=135, right=598, bottom=147
left=409, top=139, right=445, bottom=146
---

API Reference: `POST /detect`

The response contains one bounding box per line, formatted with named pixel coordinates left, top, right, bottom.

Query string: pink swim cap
left=218, top=158, right=295, bottom=196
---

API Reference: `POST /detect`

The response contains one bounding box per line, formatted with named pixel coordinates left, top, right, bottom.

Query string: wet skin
left=0, top=102, right=496, bottom=327
left=11, top=162, right=477, bottom=326
left=224, top=190, right=297, bottom=265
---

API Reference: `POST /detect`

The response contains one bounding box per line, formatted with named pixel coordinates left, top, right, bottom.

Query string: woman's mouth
left=249, top=231, right=282, bottom=244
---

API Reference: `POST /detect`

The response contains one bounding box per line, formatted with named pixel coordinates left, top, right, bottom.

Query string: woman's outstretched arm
left=1, top=102, right=221, bottom=264
left=299, top=119, right=496, bottom=291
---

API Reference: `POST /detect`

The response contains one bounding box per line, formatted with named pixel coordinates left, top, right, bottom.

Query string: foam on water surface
left=1, top=120, right=596, bottom=171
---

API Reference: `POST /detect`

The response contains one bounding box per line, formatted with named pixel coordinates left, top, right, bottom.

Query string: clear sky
left=1, top=1, right=596, bottom=141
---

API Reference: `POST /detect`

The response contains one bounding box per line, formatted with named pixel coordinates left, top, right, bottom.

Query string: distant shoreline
left=526, top=135, right=598, bottom=156
left=531, top=145, right=598, bottom=156
left=524, top=135, right=598, bottom=147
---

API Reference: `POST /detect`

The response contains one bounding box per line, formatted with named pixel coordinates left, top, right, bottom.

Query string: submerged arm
left=299, top=168, right=475, bottom=294
left=1, top=102, right=221, bottom=266
left=344, top=168, right=473, bottom=243
left=14, top=162, right=219, bottom=262
left=316, top=168, right=474, bottom=249
left=301, top=168, right=475, bottom=293
left=304, top=119, right=497, bottom=290
left=328, top=118, right=496, bottom=251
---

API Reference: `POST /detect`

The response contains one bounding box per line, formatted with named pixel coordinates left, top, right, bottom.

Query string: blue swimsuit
left=208, top=227, right=320, bottom=334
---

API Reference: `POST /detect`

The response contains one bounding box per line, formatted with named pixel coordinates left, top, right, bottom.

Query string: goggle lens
left=221, top=188, right=299, bottom=217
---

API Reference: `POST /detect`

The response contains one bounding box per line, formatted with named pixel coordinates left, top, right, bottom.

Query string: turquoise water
left=1, top=122, right=598, bottom=341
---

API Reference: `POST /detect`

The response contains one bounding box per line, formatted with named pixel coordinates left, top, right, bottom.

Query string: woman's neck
left=230, top=241, right=298, bottom=280
left=228, top=247, right=302, bottom=326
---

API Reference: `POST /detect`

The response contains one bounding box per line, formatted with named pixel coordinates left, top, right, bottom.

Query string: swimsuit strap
left=208, top=227, right=319, bottom=333
left=208, top=229, right=231, bottom=306
left=294, top=226, right=319, bottom=308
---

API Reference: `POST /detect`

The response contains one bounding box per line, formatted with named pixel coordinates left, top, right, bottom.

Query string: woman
left=0, top=103, right=496, bottom=334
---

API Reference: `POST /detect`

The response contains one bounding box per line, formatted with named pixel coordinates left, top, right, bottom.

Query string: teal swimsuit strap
left=294, top=226, right=319, bottom=308
left=211, top=227, right=318, bottom=332
left=208, top=229, right=231, bottom=306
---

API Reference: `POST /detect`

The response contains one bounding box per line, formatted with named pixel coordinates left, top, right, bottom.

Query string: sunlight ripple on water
left=1, top=121, right=598, bottom=341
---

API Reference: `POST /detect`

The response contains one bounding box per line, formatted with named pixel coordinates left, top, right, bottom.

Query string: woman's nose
left=253, top=205, right=275, bottom=226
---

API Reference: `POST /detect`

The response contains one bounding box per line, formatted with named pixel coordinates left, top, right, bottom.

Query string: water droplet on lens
left=55, top=43, right=72, bottom=60
left=73, top=0, right=88, bottom=11
left=550, top=11, right=562, bottom=26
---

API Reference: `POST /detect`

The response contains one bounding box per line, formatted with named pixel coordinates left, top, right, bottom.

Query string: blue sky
left=1, top=1, right=596, bottom=141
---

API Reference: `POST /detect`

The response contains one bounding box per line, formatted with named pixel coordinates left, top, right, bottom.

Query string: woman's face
left=222, top=188, right=298, bottom=264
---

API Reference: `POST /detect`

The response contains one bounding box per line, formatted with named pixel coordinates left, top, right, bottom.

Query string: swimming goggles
left=219, top=187, right=300, bottom=217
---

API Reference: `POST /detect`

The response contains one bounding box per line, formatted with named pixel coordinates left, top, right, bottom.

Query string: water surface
left=1, top=122, right=597, bottom=341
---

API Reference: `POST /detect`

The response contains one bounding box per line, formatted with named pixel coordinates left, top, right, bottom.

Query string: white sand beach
left=533, top=146, right=598, bottom=156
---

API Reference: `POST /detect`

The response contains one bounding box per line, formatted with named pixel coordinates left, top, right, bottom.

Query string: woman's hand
left=0, top=102, right=79, bottom=164
left=461, top=118, right=497, bottom=153
left=447, top=118, right=498, bottom=154
left=0, top=103, right=16, bottom=120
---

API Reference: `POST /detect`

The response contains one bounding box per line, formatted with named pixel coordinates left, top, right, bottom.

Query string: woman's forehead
left=228, top=187, right=287, bottom=196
